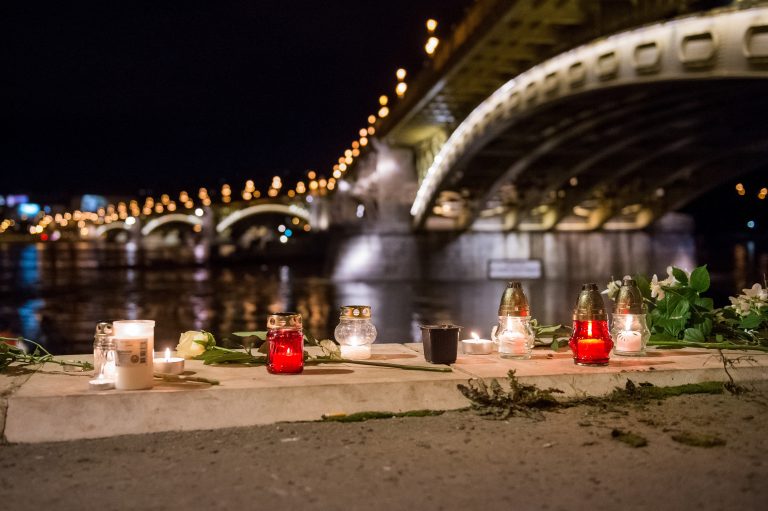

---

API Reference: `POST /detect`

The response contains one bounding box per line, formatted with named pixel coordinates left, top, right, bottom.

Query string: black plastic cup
left=420, top=324, right=462, bottom=364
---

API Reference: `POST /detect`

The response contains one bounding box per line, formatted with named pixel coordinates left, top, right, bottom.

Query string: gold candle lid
left=340, top=305, right=372, bottom=319
left=573, top=283, right=608, bottom=321
left=615, top=278, right=646, bottom=315
left=267, top=312, right=302, bottom=329
left=498, top=281, right=530, bottom=317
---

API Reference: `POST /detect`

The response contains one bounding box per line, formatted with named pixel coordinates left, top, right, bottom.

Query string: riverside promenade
left=2, top=344, right=768, bottom=443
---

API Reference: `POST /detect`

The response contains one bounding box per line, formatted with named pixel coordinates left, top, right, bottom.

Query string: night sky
left=6, top=1, right=470, bottom=201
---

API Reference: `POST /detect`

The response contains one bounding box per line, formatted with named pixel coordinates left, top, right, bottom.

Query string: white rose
left=175, top=331, right=208, bottom=359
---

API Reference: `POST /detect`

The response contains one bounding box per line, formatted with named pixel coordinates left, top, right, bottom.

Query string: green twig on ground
left=1, top=337, right=93, bottom=373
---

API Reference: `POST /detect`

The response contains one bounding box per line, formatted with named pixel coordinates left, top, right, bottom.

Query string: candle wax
left=616, top=331, right=642, bottom=353
left=340, top=344, right=372, bottom=360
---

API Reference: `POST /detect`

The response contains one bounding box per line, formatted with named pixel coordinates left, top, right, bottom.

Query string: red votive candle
left=569, top=283, right=613, bottom=366
left=569, top=320, right=613, bottom=366
left=266, top=312, right=304, bottom=374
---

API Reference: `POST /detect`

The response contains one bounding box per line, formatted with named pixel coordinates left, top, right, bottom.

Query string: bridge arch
left=216, top=203, right=311, bottom=233
left=141, top=214, right=202, bottom=236
left=95, top=221, right=130, bottom=237
left=410, top=7, right=768, bottom=229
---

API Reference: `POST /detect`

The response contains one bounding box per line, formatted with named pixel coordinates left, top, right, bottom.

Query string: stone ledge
left=2, top=344, right=767, bottom=443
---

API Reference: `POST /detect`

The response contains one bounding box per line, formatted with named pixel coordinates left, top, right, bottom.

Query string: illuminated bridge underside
left=412, top=7, right=768, bottom=230
left=216, top=204, right=310, bottom=233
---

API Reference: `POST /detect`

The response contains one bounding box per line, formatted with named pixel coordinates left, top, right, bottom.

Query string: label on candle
left=116, top=339, right=149, bottom=367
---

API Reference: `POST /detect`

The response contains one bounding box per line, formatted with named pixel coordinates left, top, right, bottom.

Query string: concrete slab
left=3, top=344, right=468, bottom=444
left=3, top=344, right=767, bottom=443
left=405, top=343, right=768, bottom=396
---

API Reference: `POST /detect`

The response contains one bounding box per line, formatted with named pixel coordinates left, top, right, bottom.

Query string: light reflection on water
left=0, top=241, right=764, bottom=355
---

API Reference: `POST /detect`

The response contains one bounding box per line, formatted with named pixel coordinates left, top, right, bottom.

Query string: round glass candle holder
left=569, top=320, right=613, bottom=366
left=334, top=305, right=377, bottom=360
left=493, top=316, right=535, bottom=360
left=611, top=313, right=650, bottom=356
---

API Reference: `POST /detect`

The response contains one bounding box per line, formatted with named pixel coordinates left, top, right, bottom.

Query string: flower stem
left=310, top=357, right=453, bottom=372
left=648, top=340, right=768, bottom=352
left=0, top=337, right=93, bottom=371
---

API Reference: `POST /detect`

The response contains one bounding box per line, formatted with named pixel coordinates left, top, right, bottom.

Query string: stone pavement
left=2, top=344, right=767, bottom=443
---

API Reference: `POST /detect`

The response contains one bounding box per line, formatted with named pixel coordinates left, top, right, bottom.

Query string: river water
left=1, top=240, right=765, bottom=355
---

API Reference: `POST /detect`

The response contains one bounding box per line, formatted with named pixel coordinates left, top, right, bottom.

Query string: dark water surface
left=1, top=241, right=765, bottom=355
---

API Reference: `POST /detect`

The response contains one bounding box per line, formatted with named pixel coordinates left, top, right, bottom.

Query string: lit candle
left=154, top=347, right=185, bottom=375
left=113, top=320, right=155, bottom=390
left=616, top=315, right=642, bottom=353
left=461, top=331, right=494, bottom=355
left=340, top=335, right=372, bottom=359
left=499, top=326, right=528, bottom=355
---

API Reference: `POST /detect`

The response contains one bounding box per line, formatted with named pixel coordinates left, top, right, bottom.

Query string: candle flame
left=623, top=314, right=633, bottom=331
left=587, top=321, right=593, bottom=337
left=164, top=347, right=171, bottom=361
left=471, top=332, right=479, bottom=340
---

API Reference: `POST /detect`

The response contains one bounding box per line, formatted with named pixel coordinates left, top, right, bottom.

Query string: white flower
left=650, top=274, right=665, bottom=300
left=602, top=279, right=622, bottom=299
left=743, top=283, right=768, bottom=300
left=175, top=330, right=208, bottom=359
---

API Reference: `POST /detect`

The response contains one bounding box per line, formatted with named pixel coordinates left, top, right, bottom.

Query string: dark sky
left=5, top=0, right=470, bottom=201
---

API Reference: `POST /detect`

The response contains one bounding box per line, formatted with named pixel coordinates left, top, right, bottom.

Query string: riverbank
left=4, top=345, right=768, bottom=443
left=1, top=381, right=766, bottom=510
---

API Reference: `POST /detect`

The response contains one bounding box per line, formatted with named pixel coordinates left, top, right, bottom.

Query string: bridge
left=8, top=0, right=767, bottom=257
left=364, top=0, right=768, bottom=232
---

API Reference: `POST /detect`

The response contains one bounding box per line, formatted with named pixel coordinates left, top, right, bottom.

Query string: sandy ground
left=1, top=382, right=767, bottom=511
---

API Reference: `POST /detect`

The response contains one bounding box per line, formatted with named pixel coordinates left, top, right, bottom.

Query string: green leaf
left=655, top=317, right=686, bottom=337
left=667, top=295, right=690, bottom=319
left=683, top=328, right=705, bottom=342
left=739, top=313, right=762, bottom=330
left=696, top=297, right=714, bottom=311
left=699, top=318, right=713, bottom=338
left=232, top=331, right=267, bottom=340
left=634, top=273, right=651, bottom=300
left=715, top=334, right=724, bottom=342
left=689, top=265, right=710, bottom=293
left=672, top=267, right=688, bottom=286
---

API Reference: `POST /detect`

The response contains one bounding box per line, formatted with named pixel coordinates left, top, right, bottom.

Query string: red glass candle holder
left=569, top=319, right=613, bottom=366
left=266, top=313, right=304, bottom=374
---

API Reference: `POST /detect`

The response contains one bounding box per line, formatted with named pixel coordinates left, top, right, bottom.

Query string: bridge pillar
left=370, top=141, right=418, bottom=232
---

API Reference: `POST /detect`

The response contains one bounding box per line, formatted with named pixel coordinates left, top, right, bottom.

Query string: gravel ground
left=1, top=382, right=767, bottom=511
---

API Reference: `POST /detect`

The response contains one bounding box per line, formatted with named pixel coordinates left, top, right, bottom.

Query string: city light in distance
left=378, top=106, right=389, bottom=118
left=396, top=82, right=407, bottom=97
left=396, top=68, right=406, bottom=80
left=367, top=115, right=376, bottom=124
left=747, top=220, right=755, bottom=229
left=425, top=36, right=439, bottom=55
left=426, top=19, right=437, bottom=33
left=379, top=95, right=388, bottom=106
left=126, top=216, right=136, bottom=226
left=279, top=235, right=288, bottom=244
left=194, top=208, right=204, bottom=217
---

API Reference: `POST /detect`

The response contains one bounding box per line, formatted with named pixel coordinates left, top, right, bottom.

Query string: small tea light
left=461, top=332, right=494, bottom=355
left=154, top=348, right=185, bottom=375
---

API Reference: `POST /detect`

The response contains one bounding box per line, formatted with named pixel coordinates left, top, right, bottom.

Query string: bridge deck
left=3, top=344, right=767, bottom=443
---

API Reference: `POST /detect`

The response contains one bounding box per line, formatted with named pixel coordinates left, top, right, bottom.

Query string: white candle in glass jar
left=340, top=344, right=371, bottom=360
left=617, top=330, right=642, bottom=352
left=113, top=320, right=155, bottom=390
left=499, top=331, right=527, bottom=354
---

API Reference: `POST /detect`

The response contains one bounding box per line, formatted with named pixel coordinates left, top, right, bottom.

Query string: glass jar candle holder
left=492, top=282, right=535, bottom=360
left=334, top=305, right=377, bottom=360
left=569, top=284, right=613, bottom=366
left=267, top=312, right=304, bottom=374
left=112, top=319, right=155, bottom=390
left=611, top=278, right=650, bottom=356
